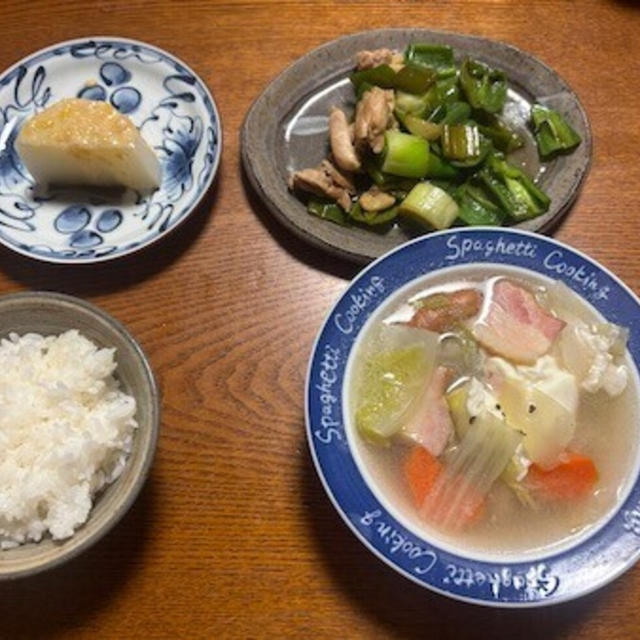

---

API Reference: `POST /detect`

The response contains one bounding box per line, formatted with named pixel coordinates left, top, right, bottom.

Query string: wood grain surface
left=0, top=1, right=639, bottom=638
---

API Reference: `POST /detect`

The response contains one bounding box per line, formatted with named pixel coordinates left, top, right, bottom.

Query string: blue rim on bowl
left=0, top=37, right=221, bottom=264
left=306, top=228, right=640, bottom=607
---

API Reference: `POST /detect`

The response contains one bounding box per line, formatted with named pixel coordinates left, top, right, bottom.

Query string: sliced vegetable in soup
left=350, top=274, right=637, bottom=553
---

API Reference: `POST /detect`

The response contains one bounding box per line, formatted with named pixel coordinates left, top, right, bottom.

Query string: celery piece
left=442, top=124, right=481, bottom=160
left=393, top=63, right=437, bottom=94
left=349, top=202, right=399, bottom=226
left=380, top=131, right=430, bottom=178
left=459, top=58, right=507, bottom=114
left=404, top=43, right=456, bottom=78
left=455, top=183, right=505, bottom=226
left=399, top=181, right=459, bottom=229
left=401, top=114, right=443, bottom=141
left=307, top=199, right=349, bottom=226
left=350, top=64, right=396, bottom=91
left=530, top=104, right=581, bottom=159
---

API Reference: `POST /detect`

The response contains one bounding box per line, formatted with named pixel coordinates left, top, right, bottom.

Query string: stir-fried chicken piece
left=356, top=48, right=404, bottom=72
left=329, top=107, right=361, bottom=172
left=288, top=160, right=355, bottom=211
left=359, top=186, right=395, bottom=212
left=354, top=87, right=395, bottom=154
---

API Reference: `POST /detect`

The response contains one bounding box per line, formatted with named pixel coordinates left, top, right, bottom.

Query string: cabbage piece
left=354, top=325, right=439, bottom=443
left=420, top=409, right=521, bottom=530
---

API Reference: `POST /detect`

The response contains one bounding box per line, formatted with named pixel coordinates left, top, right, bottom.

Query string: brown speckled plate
left=241, top=29, right=592, bottom=264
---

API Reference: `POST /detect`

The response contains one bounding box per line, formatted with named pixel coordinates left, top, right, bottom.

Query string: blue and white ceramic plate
left=0, top=37, right=221, bottom=263
left=306, top=228, right=640, bottom=607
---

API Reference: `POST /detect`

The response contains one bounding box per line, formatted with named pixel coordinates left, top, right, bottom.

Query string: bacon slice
left=472, top=280, right=566, bottom=364
left=408, top=289, right=482, bottom=333
left=402, top=366, right=454, bottom=456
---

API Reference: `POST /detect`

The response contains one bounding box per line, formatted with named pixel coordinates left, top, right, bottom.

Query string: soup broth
left=347, top=267, right=639, bottom=558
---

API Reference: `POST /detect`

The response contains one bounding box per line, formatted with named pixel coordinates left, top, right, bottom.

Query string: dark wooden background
left=0, top=1, right=639, bottom=637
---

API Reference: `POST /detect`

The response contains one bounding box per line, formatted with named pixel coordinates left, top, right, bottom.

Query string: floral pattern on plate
left=0, top=37, right=221, bottom=263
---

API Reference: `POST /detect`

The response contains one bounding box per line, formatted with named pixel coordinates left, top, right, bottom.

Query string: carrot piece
left=404, top=446, right=443, bottom=507
left=526, top=452, right=598, bottom=500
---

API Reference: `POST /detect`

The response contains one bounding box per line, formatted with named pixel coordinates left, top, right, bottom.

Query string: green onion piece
left=459, top=58, right=507, bottom=114
left=399, top=181, right=459, bottom=229
left=362, top=156, right=419, bottom=191
left=307, top=199, right=350, bottom=226
left=530, top=104, right=581, bottom=159
left=475, top=113, right=524, bottom=152
left=401, top=114, right=443, bottom=140
left=380, top=131, right=430, bottom=179
left=349, top=202, right=399, bottom=226
left=442, top=124, right=481, bottom=160
left=350, top=64, right=396, bottom=91
left=441, top=101, right=472, bottom=125
left=404, top=43, right=456, bottom=78
left=455, top=183, right=505, bottom=226
left=395, top=90, right=432, bottom=118
left=393, top=63, right=437, bottom=94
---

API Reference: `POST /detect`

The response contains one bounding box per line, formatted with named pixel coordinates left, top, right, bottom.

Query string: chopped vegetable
left=475, top=112, right=524, bottom=153
left=404, top=446, right=443, bottom=507
left=455, top=182, right=505, bottom=226
left=440, top=101, right=472, bottom=125
left=420, top=409, right=521, bottom=530
left=395, top=90, right=429, bottom=117
left=393, top=63, right=437, bottom=94
left=349, top=202, right=398, bottom=226
left=401, top=114, right=443, bottom=141
left=446, top=382, right=472, bottom=439
left=307, top=199, right=349, bottom=226
left=291, top=42, right=580, bottom=234
left=526, top=453, right=597, bottom=500
left=399, top=181, right=459, bottom=229
left=350, top=64, right=396, bottom=91
left=404, top=43, right=456, bottom=78
left=531, top=104, right=581, bottom=159
left=479, top=154, right=550, bottom=220
left=459, top=58, right=508, bottom=113
left=380, top=131, right=430, bottom=178
left=355, top=325, right=439, bottom=443
left=442, top=124, right=481, bottom=161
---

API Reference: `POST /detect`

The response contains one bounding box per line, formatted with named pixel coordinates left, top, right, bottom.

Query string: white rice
left=0, top=329, right=137, bottom=548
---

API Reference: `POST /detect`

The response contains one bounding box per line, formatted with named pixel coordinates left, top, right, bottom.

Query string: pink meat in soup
left=472, top=280, right=566, bottom=364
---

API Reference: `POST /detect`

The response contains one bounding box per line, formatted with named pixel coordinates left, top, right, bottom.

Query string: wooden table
left=0, top=1, right=639, bottom=637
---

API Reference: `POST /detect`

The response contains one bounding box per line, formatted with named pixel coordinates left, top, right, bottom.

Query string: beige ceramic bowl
left=0, top=291, right=160, bottom=579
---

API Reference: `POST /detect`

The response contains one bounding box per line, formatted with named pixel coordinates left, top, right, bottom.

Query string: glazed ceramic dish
left=0, top=292, right=159, bottom=579
left=306, top=228, right=640, bottom=606
left=242, top=29, right=591, bottom=264
left=0, top=37, right=221, bottom=263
